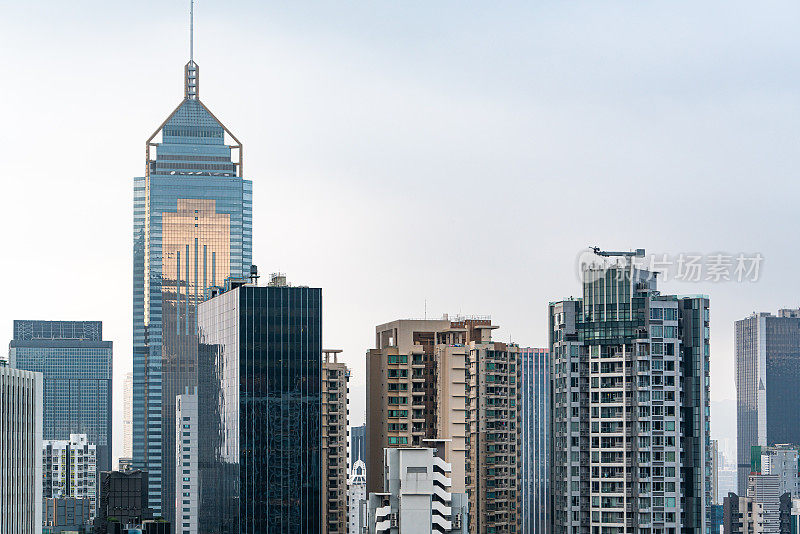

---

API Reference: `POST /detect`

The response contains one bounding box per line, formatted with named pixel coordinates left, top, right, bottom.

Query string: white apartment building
left=1, top=364, right=43, bottom=534
left=176, top=389, right=198, bottom=534
left=42, top=434, right=98, bottom=519
left=757, top=445, right=800, bottom=497
left=367, top=446, right=468, bottom=534
left=748, top=474, right=781, bottom=534
left=123, top=371, right=133, bottom=459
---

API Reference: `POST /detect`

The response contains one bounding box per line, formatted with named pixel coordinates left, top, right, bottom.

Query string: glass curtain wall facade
left=9, top=320, right=113, bottom=475
left=680, top=296, right=713, bottom=532
left=521, top=347, right=549, bottom=534
left=350, top=424, right=366, bottom=470
left=735, top=310, right=800, bottom=495
left=196, top=284, right=322, bottom=534
left=133, top=60, right=252, bottom=520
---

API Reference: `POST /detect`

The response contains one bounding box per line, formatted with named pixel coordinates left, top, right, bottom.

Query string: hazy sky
left=1, top=1, right=798, bottom=465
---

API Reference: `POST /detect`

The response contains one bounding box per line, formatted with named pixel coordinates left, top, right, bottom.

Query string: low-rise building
left=42, top=434, right=97, bottom=519
left=707, top=503, right=723, bottom=534
left=749, top=474, right=782, bottom=532
left=723, top=492, right=765, bottom=534
left=43, top=497, right=92, bottom=533
left=367, top=445, right=468, bottom=534
left=94, top=469, right=152, bottom=534
left=349, top=460, right=367, bottom=534
left=752, top=445, right=800, bottom=497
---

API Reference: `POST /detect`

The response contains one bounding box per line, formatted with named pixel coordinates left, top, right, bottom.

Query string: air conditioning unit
left=452, top=515, right=462, bottom=528
left=390, top=512, right=399, bottom=527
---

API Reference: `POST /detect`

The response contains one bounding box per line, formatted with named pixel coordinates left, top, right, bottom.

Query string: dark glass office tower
left=196, top=281, right=322, bottom=534
left=132, top=54, right=252, bottom=519
left=521, top=347, right=549, bottom=534
left=9, top=320, right=113, bottom=474
left=735, top=309, right=800, bottom=494
left=350, top=424, right=366, bottom=469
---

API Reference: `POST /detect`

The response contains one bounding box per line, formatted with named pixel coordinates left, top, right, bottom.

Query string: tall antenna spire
left=190, top=0, right=194, bottom=62
left=184, top=0, right=199, bottom=100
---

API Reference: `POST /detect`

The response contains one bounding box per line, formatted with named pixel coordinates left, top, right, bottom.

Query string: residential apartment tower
left=322, top=349, right=350, bottom=534
left=549, top=252, right=711, bottom=533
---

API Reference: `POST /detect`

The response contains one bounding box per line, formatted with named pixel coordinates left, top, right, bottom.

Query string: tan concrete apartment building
left=322, top=349, right=349, bottom=534
left=366, top=316, right=521, bottom=533
left=466, top=336, right=521, bottom=534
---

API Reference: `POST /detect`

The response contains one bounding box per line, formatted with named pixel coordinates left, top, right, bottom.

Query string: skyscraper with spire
left=132, top=2, right=252, bottom=521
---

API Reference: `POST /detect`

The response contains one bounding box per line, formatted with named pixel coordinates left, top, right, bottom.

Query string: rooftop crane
left=590, top=247, right=645, bottom=258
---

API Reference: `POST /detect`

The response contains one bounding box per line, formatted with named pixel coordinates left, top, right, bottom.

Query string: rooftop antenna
left=184, top=0, right=199, bottom=99
left=590, top=246, right=645, bottom=265
left=190, top=0, right=194, bottom=62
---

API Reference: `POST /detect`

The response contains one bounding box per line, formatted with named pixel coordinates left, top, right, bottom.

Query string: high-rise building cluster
left=9, top=320, right=113, bottom=474
left=723, top=444, right=800, bottom=533
left=6, top=6, right=800, bottom=534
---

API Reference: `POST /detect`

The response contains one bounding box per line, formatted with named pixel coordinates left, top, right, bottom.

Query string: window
left=651, top=326, right=663, bottom=338
left=388, top=355, right=408, bottom=364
